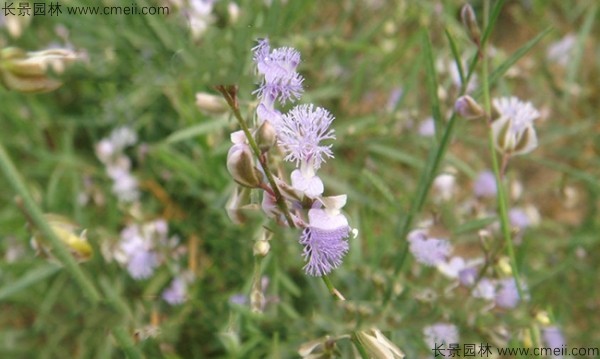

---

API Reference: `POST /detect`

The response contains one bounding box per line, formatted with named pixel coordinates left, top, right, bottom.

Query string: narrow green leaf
left=163, top=118, right=229, bottom=145
left=421, top=30, right=443, bottom=142
left=445, top=29, right=465, bottom=86
left=487, top=27, right=553, bottom=89
left=367, top=143, right=424, bottom=170
left=565, top=4, right=597, bottom=103
left=0, top=264, right=61, bottom=300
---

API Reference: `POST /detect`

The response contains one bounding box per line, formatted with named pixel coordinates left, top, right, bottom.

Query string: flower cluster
left=225, top=39, right=353, bottom=277
left=95, top=127, right=140, bottom=203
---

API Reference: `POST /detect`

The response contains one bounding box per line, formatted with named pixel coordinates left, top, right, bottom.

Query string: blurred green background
left=0, top=0, right=599, bottom=357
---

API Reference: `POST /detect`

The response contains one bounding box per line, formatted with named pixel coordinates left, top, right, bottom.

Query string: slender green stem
left=216, top=86, right=296, bottom=229
left=480, top=0, right=524, bottom=297
left=0, top=143, right=101, bottom=303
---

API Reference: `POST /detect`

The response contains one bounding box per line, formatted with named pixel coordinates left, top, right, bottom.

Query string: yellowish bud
left=195, top=92, right=228, bottom=114
left=0, top=47, right=79, bottom=93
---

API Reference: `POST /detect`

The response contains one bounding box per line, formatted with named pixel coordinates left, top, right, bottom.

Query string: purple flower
left=509, top=208, right=530, bottom=230
left=423, top=323, right=459, bottom=348
left=495, top=278, right=528, bottom=309
left=252, top=39, right=304, bottom=110
left=127, top=251, right=158, bottom=279
left=471, top=278, right=496, bottom=300
left=418, top=117, right=435, bottom=137
left=276, top=104, right=335, bottom=170
left=473, top=170, right=497, bottom=198
left=162, top=277, right=187, bottom=305
left=542, top=326, right=566, bottom=353
left=407, top=230, right=452, bottom=266
left=299, top=208, right=350, bottom=276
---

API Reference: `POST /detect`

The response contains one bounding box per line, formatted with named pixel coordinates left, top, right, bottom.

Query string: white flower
left=492, top=97, right=540, bottom=155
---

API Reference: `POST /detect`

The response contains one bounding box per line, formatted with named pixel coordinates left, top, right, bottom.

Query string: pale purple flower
left=542, top=326, right=566, bottom=353
left=474, top=170, right=497, bottom=198
left=437, top=256, right=484, bottom=283
left=127, top=251, right=158, bottom=279
left=386, top=87, right=403, bottom=113
left=229, top=294, right=248, bottom=305
left=252, top=39, right=304, bottom=110
left=290, top=168, right=324, bottom=198
left=109, top=127, right=137, bottom=151
left=300, top=207, right=350, bottom=276
left=418, top=117, right=435, bottom=137
left=458, top=266, right=479, bottom=286
left=116, top=221, right=170, bottom=280
left=509, top=208, right=530, bottom=230
left=472, top=278, right=496, bottom=300
left=493, top=97, right=540, bottom=133
left=407, top=230, right=452, bottom=266
left=495, top=278, right=528, bottom=309
left=423, top=323, right=459, bottom=348
left=162, top=277, right=187, bottom=305
left=433, top=173, right=456, bottom=201
left=547, top=34, right=576, bottom=67
left=276, top=104, right=335, bottom=170
left=96, top=127, right=140, bottom=203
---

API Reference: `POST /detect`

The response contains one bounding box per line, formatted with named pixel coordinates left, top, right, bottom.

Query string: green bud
left=255, top=120, right=277, bottom=153
left=461, top=4, right=481, bottom=45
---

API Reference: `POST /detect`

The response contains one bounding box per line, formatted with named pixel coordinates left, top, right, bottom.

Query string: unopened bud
left=461, top=4, right=481, bottom=45
left=0, top=47, right=79, bottom=93
left=254, top=120, right=277, bottom=153
left=195, top=92, right=228, bottom=114
left=455, top=95, right=484, bottom=119
left=226, top=144, right=262, bottom=188
left=253, top=239, right=270, bottom=257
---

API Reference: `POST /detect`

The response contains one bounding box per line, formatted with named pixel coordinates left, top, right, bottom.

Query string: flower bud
left=253, top=239, right=270, bottom=257
left=461, top=4, right=481, bottom=45
left=254, top=120, right=277, bottom=153
left=0, top=47, right=79, bottom=93
left=226, top=143, right=262, bottom=188
left=454, top=95, right=484, bottom=119
left=355, top=328, right=405, bottom=359
left=226, top=186, right=260, bottom=224
left=195, top=92, right=228, bottom=114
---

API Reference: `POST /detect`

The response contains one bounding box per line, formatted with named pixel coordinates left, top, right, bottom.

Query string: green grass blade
left=422, top=30, right=443, bottom=142
left=445, top=28, right=465, bottom=86
left=0, top=264, right=61, bottom=300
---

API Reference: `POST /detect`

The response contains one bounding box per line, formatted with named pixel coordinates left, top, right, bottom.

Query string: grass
left=1, top=0, right=599, bottom=357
